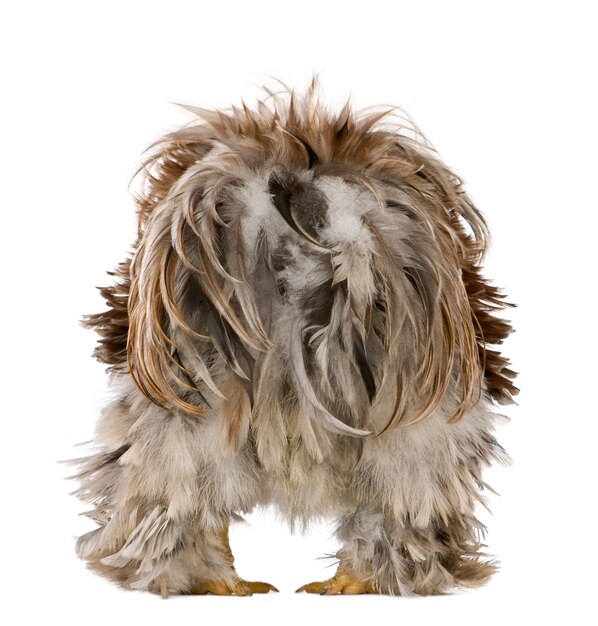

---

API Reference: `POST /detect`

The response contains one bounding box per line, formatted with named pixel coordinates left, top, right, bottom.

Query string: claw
left=243, top=581, right=279, bottom=594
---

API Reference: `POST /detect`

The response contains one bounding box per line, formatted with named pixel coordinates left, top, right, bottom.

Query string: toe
left=296, top=581, right=326, bottom=593
left=321, top=576, right=347, bottom=595
left=193, top=578, right=278, bottom=595
left=193, top=580, right=234, bottom=595
left=232, top=580, right=252, bottom=596
left=245, top=581, right=279, bottom=593
left=341, top=580, right=377, bottom=594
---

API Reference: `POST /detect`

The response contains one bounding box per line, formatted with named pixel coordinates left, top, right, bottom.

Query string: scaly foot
left=296, top=570, right=377, bottom=595
left=192, top=578, right=279, bottom=596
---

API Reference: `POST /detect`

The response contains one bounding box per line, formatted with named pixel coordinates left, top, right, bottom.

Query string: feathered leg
left=70, top=375, right=276, bottom=596
left=297, top=401, right=510, bottom=596
left=329, top=508, right=496, bottom=596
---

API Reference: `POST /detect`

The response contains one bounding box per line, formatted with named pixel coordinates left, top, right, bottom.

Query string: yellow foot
left=296, top=572, right=377, bottom=595
left=191, top=579, right=279, bottom=596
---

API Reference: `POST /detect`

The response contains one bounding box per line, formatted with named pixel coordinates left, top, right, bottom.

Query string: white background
left=2, top=1, right=596, bottom=623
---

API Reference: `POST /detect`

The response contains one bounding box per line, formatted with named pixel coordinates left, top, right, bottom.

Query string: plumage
left=70, top=75, right=517, bottom=596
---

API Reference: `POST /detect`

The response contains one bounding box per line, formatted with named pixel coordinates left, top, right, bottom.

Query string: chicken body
left=71, top=81, right=515, bottom=595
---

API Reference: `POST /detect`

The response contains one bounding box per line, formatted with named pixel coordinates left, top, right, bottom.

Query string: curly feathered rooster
left=70, top=77, right=517, bottom=597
